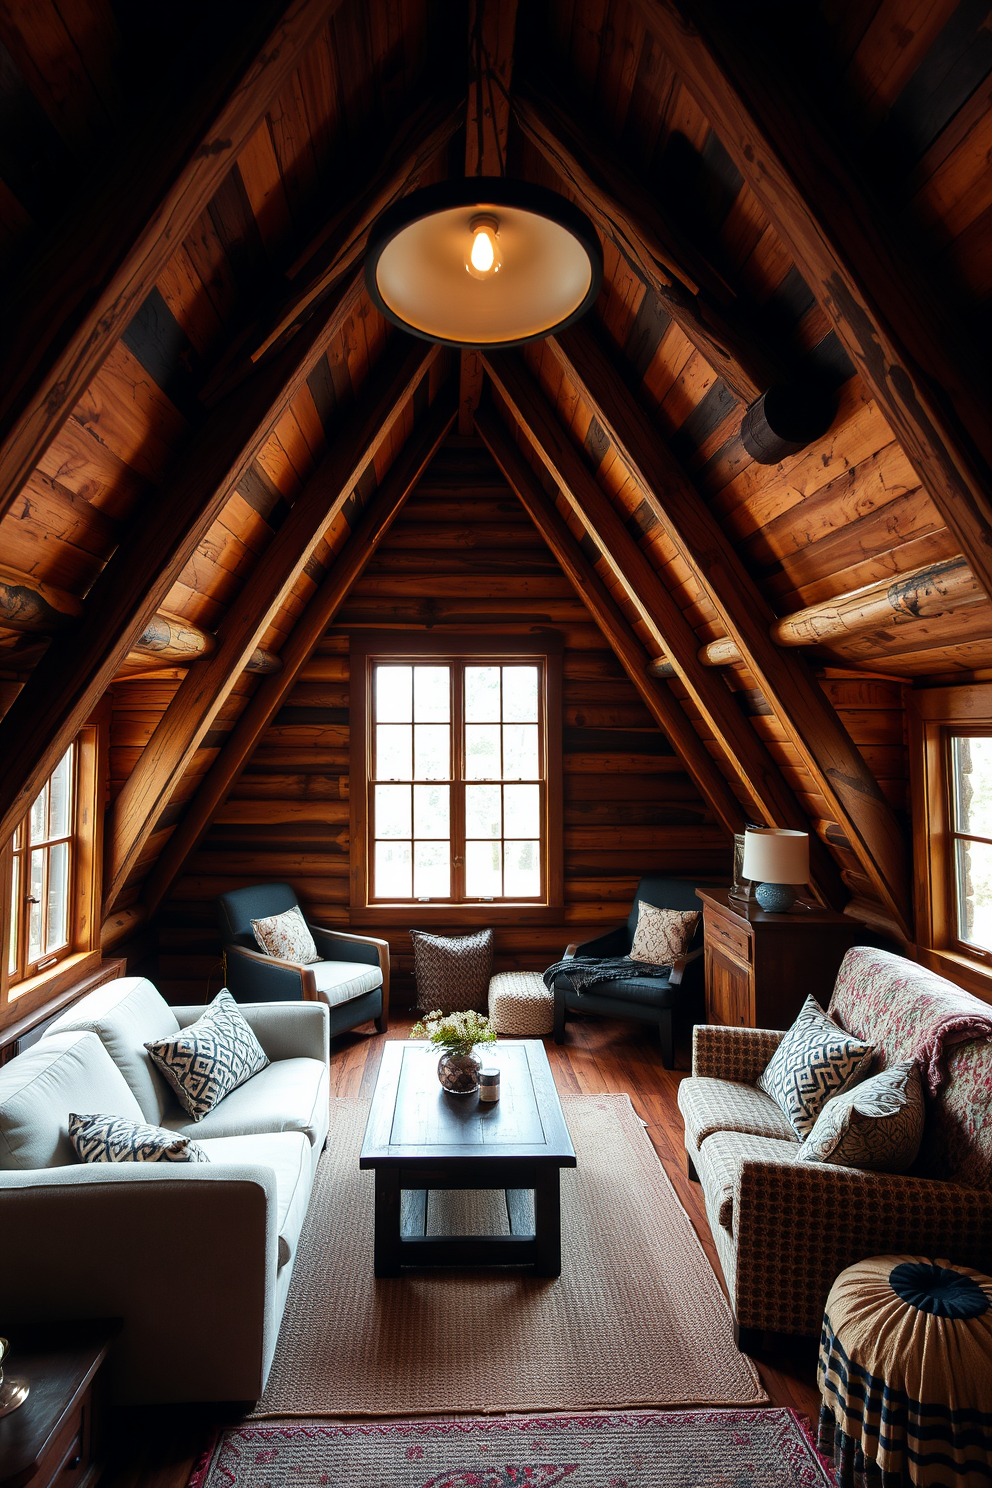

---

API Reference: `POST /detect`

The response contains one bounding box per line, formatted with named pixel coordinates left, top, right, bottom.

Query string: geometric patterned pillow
left=796, top=1060, right=924, bottom=1173
left=144, top=990, right=269, bottom=1122
left=757, top=994, right=875, bottom=1138
left=630, top=903, right=700, bottom=965
left=69, top=1112, right=209, bottom=1163
left=251, top=905, right=319, bottom=964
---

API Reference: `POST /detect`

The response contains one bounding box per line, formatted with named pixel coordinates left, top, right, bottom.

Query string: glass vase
left=437, top=1048, right=481, bottom=1095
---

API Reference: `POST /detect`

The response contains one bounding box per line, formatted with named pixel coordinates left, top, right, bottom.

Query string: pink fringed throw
left=917, top=1013, right=992, bottom=1096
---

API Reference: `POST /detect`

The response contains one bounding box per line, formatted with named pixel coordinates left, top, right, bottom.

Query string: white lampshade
left=742, top=828, right=809, bottom=885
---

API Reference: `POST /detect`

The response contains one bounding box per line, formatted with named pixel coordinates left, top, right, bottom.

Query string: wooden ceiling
left=1, top=0, right=990, bottom=953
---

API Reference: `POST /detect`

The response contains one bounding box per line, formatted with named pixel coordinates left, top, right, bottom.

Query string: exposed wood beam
left=0, top=270, right=364, bottom=851
left=0, top=0, right=345, bottom=522
left=244, top=95, right=464, bottom=374
left=772, top=557, right=983, bottom=649
left=459, top=0, right=518, bottom=433
left=140, top=386, right=459, bottom=918
left=482, top=350, right=845, bottom=908
left=474, top=401, right=744, bottom=836
left=630, top=0, right=992, bottom=601
left=104, top=339, right=438, bottom=911
left=549, top=322, right=909, bottom=934
left=512, top=84, right=782, bottom=404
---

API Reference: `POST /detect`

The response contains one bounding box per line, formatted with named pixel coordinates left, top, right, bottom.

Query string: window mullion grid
left=452, top=662, right=466, bottom=904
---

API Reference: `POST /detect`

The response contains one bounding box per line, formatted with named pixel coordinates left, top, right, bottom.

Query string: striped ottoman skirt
left=817, top=1254, right=992, bottom=1487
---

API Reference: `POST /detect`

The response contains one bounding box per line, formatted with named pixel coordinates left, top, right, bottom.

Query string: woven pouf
left=817, top=1254, right=992, bottom=1487
left=488, top=971, right=554, bottom=1037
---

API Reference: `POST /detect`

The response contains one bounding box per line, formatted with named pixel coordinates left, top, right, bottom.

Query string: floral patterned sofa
left=677, top=946, right=992, bottom=1346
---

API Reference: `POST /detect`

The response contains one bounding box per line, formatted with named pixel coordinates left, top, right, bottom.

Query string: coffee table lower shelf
left=373, top=1163, right=562, bottom=1278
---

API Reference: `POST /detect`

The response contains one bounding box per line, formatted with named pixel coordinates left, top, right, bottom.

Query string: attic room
left=1, top=0, right=991, bottom=1482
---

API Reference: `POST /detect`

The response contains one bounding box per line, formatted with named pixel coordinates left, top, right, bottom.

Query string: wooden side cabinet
left=696, top=887, right=862, bottom=1030
left=0, top=1322, right=116, bottom=1488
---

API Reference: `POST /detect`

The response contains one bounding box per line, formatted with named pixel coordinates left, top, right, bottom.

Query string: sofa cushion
left=69, top=1112, right=209, bottom=1164
left=310, top=959, right=383, bottom=1006
left=797, top=1061, right=925, bottom=1174
left=45, top=976, right=180, bottom=1124
left=161, top=1056, right=329, bottom=1148
left=0, top=1031, right=143, bottom=1170
left=696, top=1129, right=801, bottom=1231
left=630, top=902, right=700, bottom=964
left=197, top=1131, right=312, bottom=1268
left=146, top=990, right=269, bottom=1121
left=410, top=928, right=493, bottom=1014
left=678, top=1075, right=798, bottom=1152
left=758, top=994, right=874, bottom=1138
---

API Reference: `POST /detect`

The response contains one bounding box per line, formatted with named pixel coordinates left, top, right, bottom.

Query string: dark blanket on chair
left=542, top=955, right=672, bottom=994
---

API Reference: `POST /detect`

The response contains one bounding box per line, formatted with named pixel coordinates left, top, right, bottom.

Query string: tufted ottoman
left=817, top=1254, right=992, bottom=1486
left=487, top=971, right=554, bottom=1037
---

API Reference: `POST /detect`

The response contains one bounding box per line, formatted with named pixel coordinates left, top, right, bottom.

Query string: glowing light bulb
left=466, top=214, right=501, bottom=280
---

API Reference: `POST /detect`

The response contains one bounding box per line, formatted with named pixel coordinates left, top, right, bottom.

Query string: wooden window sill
left=0, top=950, right=104, bottom=1037
left=916, top=946, right=992, bottom=1006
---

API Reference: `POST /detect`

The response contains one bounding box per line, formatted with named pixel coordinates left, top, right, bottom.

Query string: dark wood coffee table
left=360, top=1039, right=576, bottom=1277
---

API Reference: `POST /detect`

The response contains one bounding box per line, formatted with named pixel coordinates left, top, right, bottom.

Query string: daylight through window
left=948, top=733, right=992, bottom=955
left=8, top=743, right=76, bottom=987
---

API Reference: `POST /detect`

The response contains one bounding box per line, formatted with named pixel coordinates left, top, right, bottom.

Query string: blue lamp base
left=754, top=881, right=798, bottom=912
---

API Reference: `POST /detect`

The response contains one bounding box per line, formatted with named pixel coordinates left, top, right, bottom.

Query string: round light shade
left=742, top=827, right=810, bottom=885
left=365, top=179, right=603, bottom=349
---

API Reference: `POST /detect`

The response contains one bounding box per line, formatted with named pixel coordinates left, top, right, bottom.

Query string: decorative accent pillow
left=144, top=990, right=269, bottom=1122
left=796, top=1060, right=924, bottom=1173
left=69, top=1112, right=209, bottom=1163
left=410, top=928, right=494, bottom=1014
left=630, top=903, right=700, bottom=965
left=757, top=994, right=874, bottom=1139
left=250, top=905, right=319, bottom=965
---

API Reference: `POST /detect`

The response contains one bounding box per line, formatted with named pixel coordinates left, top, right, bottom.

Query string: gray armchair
left=216, top=882, right=389, bottom=1037
left=552, top=876, right=704, bottom=1068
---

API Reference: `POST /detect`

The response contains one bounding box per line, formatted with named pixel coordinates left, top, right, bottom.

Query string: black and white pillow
left=69, top=1112, right=209, bottom=1163
left=145, top=989, right=269, bottom=1122
left=757, top=994, right=874, bottom=1138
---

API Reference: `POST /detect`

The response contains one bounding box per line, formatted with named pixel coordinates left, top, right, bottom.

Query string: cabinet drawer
left=706, top=915, right=751, bottom=964
left=36, top=1401, right=87, bottom=1488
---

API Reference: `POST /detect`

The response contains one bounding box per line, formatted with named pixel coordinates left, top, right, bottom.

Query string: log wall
left=157, top=441, right=731, bottom=1003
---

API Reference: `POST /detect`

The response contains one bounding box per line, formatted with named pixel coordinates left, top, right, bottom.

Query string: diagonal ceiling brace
left=139, top=384, right=459, bottom=920
left=104, top=337, right=439, bottom=912
left=548, top=321, right=910, bottom=934
left=481, top=350, right=846, bottom=909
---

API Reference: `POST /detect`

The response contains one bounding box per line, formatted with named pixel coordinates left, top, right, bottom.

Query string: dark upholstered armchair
left=216, top=882, right=389, bottom=1037
left=552, top=876, right=704, bottom=1068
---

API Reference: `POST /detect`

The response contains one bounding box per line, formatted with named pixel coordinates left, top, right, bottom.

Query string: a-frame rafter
left=548, top=321, right=910, bottom=934
left=104, top=338, right=440, bottom=912
left=631, top=0, right=992, bottom=602
left=482, top=350, right=846, bottom=909
left=138, top=385, right=459, bottom=922
left=0, top=269, right=365, bottom=850
left=0, top=0, right=346, bottom=521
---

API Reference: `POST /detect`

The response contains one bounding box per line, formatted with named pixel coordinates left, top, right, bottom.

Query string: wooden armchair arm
left=669, top=944, right=703, bottom=987
left=564, top=943, right=579, bottom=959
left=308, top=924, right=390, bottom=1028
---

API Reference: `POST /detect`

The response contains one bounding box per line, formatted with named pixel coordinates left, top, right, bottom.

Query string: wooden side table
left=696, top=887, right=862, bottom=1029
left=0, top=1322, right=117, bottom=1488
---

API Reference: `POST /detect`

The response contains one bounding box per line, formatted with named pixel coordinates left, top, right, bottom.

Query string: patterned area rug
left=193, top=1410, right=832, bottom=1487
left=254, top=1094, right=767, bottom=1417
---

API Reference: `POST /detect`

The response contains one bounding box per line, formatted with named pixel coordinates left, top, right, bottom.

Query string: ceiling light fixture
left=365, top=177, right=603, bottom=350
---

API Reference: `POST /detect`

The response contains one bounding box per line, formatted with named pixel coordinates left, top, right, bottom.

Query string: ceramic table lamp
left=741, top=828, right=810, bottom=912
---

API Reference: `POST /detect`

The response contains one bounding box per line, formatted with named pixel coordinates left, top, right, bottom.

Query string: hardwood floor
left=100, top=1008, right=821, bottom=1488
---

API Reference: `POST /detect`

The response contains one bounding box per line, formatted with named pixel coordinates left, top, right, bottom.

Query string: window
left=946, top=733, right=992, bottom=956
left=910, top=684, right=992, bottom=991
left=1, top=725, right=103, bottom=1023
left=351, top=636, right=562, bottom=916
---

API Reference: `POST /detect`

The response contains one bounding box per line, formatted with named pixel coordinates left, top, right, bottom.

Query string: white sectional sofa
left=0, top=977, right=330, bottom=1404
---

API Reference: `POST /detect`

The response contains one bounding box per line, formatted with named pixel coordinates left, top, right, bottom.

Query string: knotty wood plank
left=549, top=321, right=910, bottom=935
left=630, top=0, right=992, bottom=612
left=0, top=0, right=347, bottom=521
left=104, top=339, right=438, bottom=910
left=140, top=386, right=458, bottom=917
left=0, top=270, right=366, bottom=852
left=482, top=355, right=846, bottom=909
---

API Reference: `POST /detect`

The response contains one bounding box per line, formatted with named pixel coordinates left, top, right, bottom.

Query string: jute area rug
left=195, top=1410, right=831, bottom=1488
left=254, top=1094, right=766, bottom=1417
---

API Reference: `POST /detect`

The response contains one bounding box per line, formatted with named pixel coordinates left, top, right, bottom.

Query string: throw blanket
left=543, top=955, right=672, bottom=994
left=918, top=1011, right=992, bottom=1096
